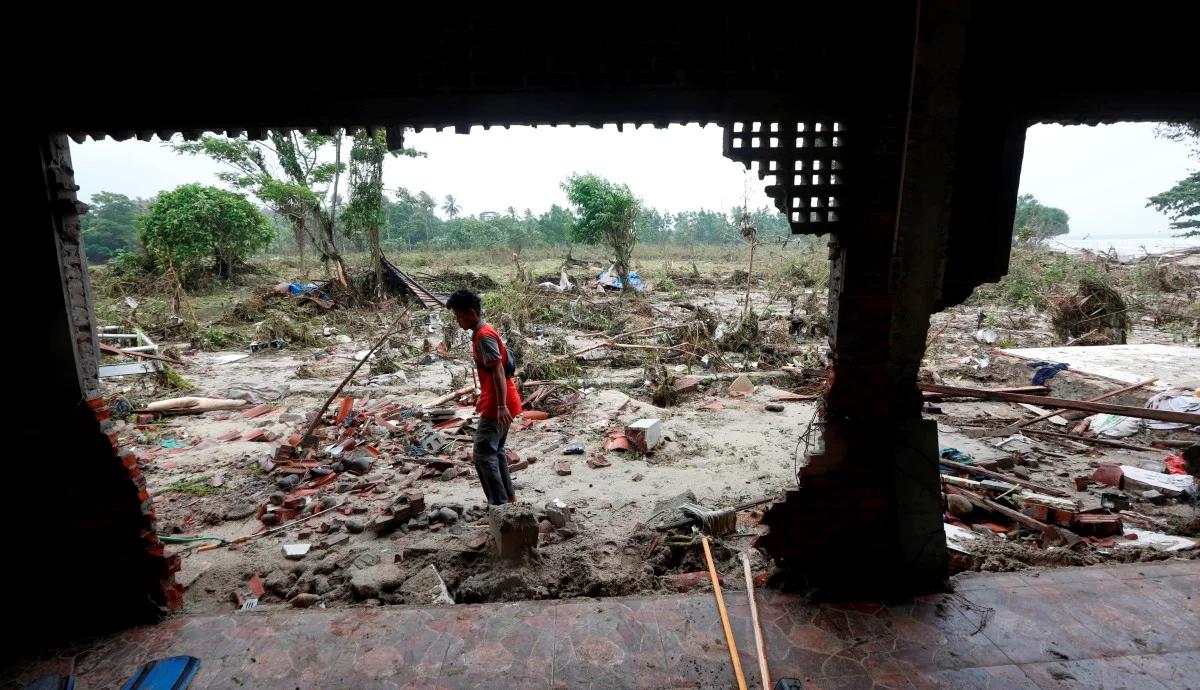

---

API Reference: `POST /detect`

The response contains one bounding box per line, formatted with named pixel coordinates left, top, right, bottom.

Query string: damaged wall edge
left=10, top=135, right=178, bottom=654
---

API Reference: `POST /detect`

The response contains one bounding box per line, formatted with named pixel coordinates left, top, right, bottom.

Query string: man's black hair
left=446, top=289, right=482, bottom=313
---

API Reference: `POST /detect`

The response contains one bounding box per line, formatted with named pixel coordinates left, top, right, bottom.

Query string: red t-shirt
left=471, top=323, right=522, bottom=419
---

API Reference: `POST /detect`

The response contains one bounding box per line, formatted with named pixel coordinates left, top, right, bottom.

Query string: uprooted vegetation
left=967, top=246, right=1200, bottom=344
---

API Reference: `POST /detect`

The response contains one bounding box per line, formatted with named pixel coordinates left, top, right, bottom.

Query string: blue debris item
left=939, top=448, right=975, bottom=465
left=1027, top=361, right=1069, bottom=385
left=121, top=656, right=201, bottom=690
left=596, top=266, right=645, bottom=292
left=23, top=676, right=75, bottom=690
left=288, top=282, right=331, bottom=301
left=160, top=439, right=187, bottom=449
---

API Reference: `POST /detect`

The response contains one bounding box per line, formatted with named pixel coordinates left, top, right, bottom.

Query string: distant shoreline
left=1049, top=234, right=1200, bottom=259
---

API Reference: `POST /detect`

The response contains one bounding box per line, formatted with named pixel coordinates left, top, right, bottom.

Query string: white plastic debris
left=944, top=523, right=979, bottom=554
left=973, top=329, right=998, bottom=345
left=1115, top=529, right=1198, bottom=552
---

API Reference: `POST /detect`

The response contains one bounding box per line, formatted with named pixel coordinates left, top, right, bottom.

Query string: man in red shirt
left=447, top=289, right=523, bottom=505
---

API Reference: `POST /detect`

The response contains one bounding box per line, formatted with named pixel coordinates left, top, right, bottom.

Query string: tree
left=537, top=204, right=576, bottom=247
left=139, top=184, right=273, bottom=280
left=343, top=130, right=424, bottom=295
left=442, top=194, right=461, bottom=219
left=563, top=173, right=641, bottom=292
left=1012, top=194, right=1070, bottom=243
left=1147, top=122, right=1200, bottom=237
left=175, top=131, right=351, bottom=283
left=80, top=191, right=147, bottom=263
left=417, top=191, right=438, bottom=246
left=1147, top=171, right=1200, bottom=237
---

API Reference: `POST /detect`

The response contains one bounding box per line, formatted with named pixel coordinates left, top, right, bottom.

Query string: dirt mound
left=954, top=538, right=1174, bottom=574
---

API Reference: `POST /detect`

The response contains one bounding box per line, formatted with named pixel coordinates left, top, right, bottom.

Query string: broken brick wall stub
left=12, top=135, right=175, bottom=652
left=756, top=418, right=947, bottom=592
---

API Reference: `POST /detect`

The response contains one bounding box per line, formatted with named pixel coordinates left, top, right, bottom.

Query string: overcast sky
left=70, top=122, right=1195, bottom=240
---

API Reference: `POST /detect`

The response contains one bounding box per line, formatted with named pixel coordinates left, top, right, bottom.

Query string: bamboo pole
left=741, top=552, right=771, bottom=690
left=702, top=534, right=748, bottom=690
left=303, top=306, right=412, bottom=441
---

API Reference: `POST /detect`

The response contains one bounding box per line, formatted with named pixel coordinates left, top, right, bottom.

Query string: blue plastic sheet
left=596, top=268, right=644, bottom=292
left=1026, top=360, right=1069, bottom=385
left=288, top=282, right=330, bottom=301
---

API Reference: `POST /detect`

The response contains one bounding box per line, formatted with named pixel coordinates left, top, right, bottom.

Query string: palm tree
left=442, top=194, right=461, bottom=219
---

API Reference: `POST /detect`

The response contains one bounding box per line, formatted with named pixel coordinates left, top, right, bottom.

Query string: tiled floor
left=4, top=561, right=1196, bottom=689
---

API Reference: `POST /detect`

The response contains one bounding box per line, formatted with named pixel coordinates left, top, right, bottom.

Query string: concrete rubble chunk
left=728, top=375, right=755, bottom=395
left=400, top=564, right=454, bottom=605
left=489, top=503, right=539, bottom=561
left=624, top=418, right=663, bottom=452
left=349, top=563, right=404, bottom=599
left=282, top=544, right=311, bottom=560
left=289, top=593, right=321, bottom=608
left=544, top=499, right=570, bottom=528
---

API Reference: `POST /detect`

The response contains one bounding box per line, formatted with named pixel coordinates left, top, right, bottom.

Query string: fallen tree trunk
left=918, top=383, right=1200, bottom=426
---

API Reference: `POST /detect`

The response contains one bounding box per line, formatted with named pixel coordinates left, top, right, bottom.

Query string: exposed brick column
left=12, top=134, right=178, bottom=648
left=758, top=1, right=971, bottom=592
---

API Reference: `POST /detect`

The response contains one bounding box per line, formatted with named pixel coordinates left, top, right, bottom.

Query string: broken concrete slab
left=1120, top=465, right=1198, bottom=497
left=175, top=559, right=211, bottom=590
left=997, top=344, right=1200, bottom=392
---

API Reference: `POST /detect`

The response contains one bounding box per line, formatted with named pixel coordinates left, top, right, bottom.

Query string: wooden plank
left=1018, top=428, right=1160, bottom=452
left=938, top=458, right=1070, bottom=497
left=918, top=384, right=1200, bottom=425
left=1014, top=378, right=1157, bottom=429
left=946, top=486, right=1047, bottom=531
left=923, top=385, right=1049, bottom=400
left=99, top=361, right=159, bottom=377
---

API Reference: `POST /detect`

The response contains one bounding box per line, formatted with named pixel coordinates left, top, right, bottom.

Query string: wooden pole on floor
left=740, top=552, right=771, bottom=690
left=1014, top=378, right=1157, bottom=429
left=701, top=534, right=748, bottom=690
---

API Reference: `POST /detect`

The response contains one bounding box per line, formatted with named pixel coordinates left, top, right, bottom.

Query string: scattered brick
left=335, top=397, right=355, bottom=425
left=669, top=571, right=710, bottom=592
left=242, top=403, right=273, bottom=419
left=1091, top=464, right=1124, bottom=488
left=248, top=575, right=266, bottom=597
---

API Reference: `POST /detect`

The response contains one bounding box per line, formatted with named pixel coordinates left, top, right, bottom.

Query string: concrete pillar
left=758, top=1, right=972, bottom=593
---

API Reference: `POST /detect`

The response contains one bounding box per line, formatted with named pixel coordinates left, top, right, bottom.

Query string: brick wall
left=13, top=135, right=177, bottom=649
